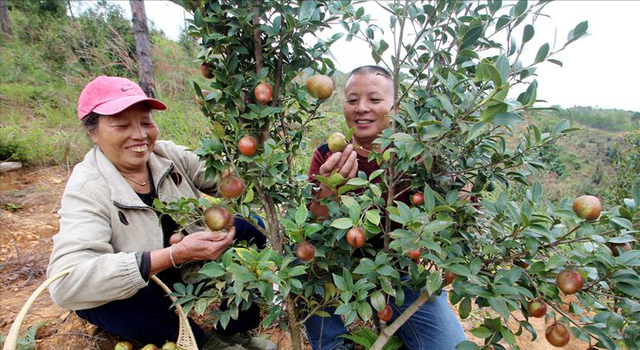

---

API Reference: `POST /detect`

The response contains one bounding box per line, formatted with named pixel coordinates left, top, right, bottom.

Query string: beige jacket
left=47, top=141, right=214, bottom=310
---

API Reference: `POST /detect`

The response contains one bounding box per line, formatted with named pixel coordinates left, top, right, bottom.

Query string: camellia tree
left=162, top=1, right=639, bottom=350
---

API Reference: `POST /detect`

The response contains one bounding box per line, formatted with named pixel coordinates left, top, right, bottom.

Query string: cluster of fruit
left=114, top=340, right=182, bottom=350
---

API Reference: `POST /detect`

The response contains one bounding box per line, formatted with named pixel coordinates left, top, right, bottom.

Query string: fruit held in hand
left=609, top=242, right=632, bottom=257
left=169, top=232, right=185, bottom=245
left=346, top=227, right=366, bottom=248
left=556, top=269, right=584, bottom=295
left=407, top=248, right=422, bottom=260
left=377, top=304, right=393, bottom=322
left=296, top=241, right=316, bottom=262
left=114, top=341, right=133, bottom=350
left=411, top=193, right=424, bottom=205
left=527, top=298, right=547, bottom=318
left=200, top=63, right=214, bottom=79
left=254, top=82, right=273, bottom=105
left=238, top=135, right=258, bottom=156
left=204, top=206, right=232, bottom=231
left=572, top=195, right=602, bottom=221
left=218, top=173, right=246, bottom=199
left=545, top=322, right=571, bottom=347
left=306, top=74, right=334, bottom=100
left=327, top=132, right=347, bottom=153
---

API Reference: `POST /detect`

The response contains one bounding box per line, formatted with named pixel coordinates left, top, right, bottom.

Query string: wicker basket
left=2, top=268, right=199, bottom=350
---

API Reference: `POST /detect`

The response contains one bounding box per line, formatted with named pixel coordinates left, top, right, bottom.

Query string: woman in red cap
left=47, top=76, right=272, bottom=350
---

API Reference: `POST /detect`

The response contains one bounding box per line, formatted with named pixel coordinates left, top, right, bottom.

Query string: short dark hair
left=81, top=112, right=101, bottom=133
left=348, top=65, right=392, bottom=79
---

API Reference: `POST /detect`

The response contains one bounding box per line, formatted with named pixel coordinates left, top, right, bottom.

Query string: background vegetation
left=1, top=1, right=636, bottom=207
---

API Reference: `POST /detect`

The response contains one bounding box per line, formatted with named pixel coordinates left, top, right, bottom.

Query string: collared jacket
left=47, top=141, right=214, bottom=310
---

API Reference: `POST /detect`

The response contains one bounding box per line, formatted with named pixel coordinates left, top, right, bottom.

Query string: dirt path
left=0, top=166, right=586, bottom=350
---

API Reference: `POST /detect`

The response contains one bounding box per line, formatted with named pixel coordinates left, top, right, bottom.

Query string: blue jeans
left=304, top=288, right=466, bottom=350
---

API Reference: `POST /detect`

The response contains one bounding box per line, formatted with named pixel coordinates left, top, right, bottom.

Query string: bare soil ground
left=0, top=166, right=587, bottom=350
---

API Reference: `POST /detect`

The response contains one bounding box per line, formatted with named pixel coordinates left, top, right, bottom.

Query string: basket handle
left=3, top=269, right=199, bottom=350
left=2, top=267, right=74, bottom=350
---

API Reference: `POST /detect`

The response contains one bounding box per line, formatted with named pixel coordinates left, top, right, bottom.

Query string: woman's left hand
left=173, top=228, right=236, bottom=263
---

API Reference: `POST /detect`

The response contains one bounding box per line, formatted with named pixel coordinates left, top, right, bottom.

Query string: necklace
left=121, top=174, right=148, bottom=187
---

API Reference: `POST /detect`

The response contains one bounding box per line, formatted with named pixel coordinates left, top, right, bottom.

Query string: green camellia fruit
left=327, top=132, right=347, bottom=153
left=140, top=344, right=160, bottom=350
left=306, top=74, right=334, bottom=100
left=162, top=341, right=178, bottom=350
left=114, top=341, right=133, bottom=350
left=572, top=195, right=602, bottom=221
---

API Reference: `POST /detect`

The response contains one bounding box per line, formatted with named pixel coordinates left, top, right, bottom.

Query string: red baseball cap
left=77, top=76, right=167, bottom=120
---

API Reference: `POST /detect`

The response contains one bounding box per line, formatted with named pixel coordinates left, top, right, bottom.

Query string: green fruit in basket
left=162, top=341, right=178, bottom=350
left=140, top=344, right=159, bottom=350
left=114, top=341, right=133, bottom=350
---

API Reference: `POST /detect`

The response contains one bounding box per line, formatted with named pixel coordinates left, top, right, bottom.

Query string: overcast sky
left=114, top=1, right=640, bottom=113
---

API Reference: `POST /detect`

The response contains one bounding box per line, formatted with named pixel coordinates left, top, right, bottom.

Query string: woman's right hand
left=318, top=144, right=359, bottom=184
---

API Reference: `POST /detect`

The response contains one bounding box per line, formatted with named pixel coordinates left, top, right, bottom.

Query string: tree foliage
left=163, top=1, right=639, bottom=350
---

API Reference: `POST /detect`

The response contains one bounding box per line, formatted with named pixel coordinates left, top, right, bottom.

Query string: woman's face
left=88, top=103, right=159, bottom=173
left=343, top=72, right=395, bottom=147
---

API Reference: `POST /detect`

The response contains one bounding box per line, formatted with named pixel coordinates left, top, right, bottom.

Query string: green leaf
left=365, top=209, right=381, bottom=225
left=616, top=250, right=640, bottom=267
left=466, top=122, right=488, bottom=143
left=610, top=217, right=633, bottom=230
left=470, top=326, right=493, bottom=339
left=370, top=290, right=385, bottom=311
left=295, top=204, right=308, bottom=226
left=459, top=297, right=472, bottom=319
left=522, top=24, right=534, bottom=44
left=488, top=297, right=511, bottom=321
left=552, top=119, right=571, bottom=136
left=330, top=218, right=353, bottom=229
left=456, top=340, right=481, bottom=350
left=493, top=112, right=523, bottom=126
left=426, top=271, right=442, bottom=296
left=534, top=43, right=550, bottom=63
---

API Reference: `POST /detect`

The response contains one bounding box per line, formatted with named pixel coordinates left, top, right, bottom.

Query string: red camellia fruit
left=527, top=298, right=548, bottom=318
left=204, top=206, right=232, bottom=231
left=296, top=241, right=316, bottom=262
left=556, top=269, right=584, bottom=295
left=377, top=304, right=393, bottom=322
left=407, top=248, right=422, bottom=260
left=545, top=322, right=571, bottom=347
left=254, top=82, right=273, bottom=105
left=238, top=135, right=258, bottom=156
left=200, top=63, right=214, bottom=79
left=169, top=232, right=185, bottom=245
left=346, top=227, right=366, bottom=248
left=442, top=271, right=456, bottom=286
left=411, top=193, right=424, bottom=205
left=306, top=74, right=334, bottom=100
left=609, top=242, right=632, bottom=257
left=572, top=195, right=602, bottom=221
left=218, top=173, right=246, bottom=199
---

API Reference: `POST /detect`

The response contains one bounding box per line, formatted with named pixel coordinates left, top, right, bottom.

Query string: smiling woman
left=45, top=76, right=273, bottom=349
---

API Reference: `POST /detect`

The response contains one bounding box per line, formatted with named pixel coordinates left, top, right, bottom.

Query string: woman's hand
left=318, top=143, right=359, bottom=183
left=173, top=228, right=235, bottom=263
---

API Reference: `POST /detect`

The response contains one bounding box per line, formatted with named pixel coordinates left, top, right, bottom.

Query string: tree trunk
left=0, top=0, right=11, bottom=35
left=129, top=0, right=156, bottom=97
